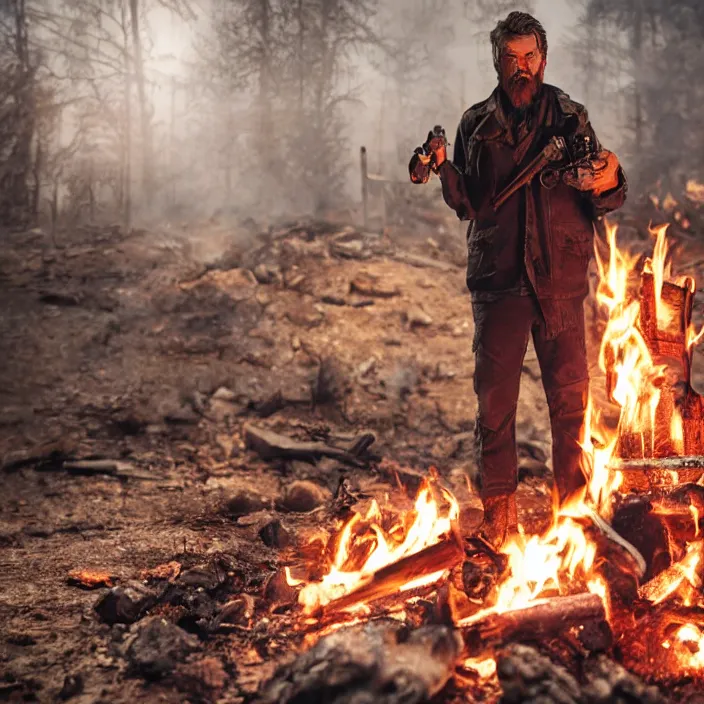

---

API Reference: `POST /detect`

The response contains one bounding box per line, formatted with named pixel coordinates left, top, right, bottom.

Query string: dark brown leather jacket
left=438, top=84, right=627, bottom=303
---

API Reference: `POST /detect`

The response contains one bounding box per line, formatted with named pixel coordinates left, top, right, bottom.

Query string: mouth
left=511, top=73, right=531, bottom=85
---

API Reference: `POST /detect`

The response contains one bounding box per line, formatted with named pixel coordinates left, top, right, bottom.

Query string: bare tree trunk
left=632, top=2, right=644, bottom=154
left=169, top=76, right=176, bottom=209
left=128, top=0, right=154, bottom=204
left=297, top=0, right=305, bottom=113
left=258, top=0, right=273, bottom=168
left=122, top=0, right=132, bottom=232
left=0, top=0, right=34, bottom=226
left=32, top=130, right=42, bottom=217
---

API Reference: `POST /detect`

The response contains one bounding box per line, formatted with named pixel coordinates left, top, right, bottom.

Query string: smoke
left=20, top=0, right=629, bottom=229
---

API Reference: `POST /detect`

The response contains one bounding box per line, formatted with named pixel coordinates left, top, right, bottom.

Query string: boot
left=479, top=493, right=518, bottom=549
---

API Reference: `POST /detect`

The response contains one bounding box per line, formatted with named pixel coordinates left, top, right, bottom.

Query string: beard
left=502, top=68, right=544, bottom=110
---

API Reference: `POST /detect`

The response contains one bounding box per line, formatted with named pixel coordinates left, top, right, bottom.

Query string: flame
left=295, top=476, right=459, bottom=614
left=691, top=505, right=701, bottom=539
left=461, top=656, right=497, bottom=680
left=459, top=219, right=703, bottom=627
left=675, top=625, right=704, bottom=668
left=289, top=216, right=704, bottom=689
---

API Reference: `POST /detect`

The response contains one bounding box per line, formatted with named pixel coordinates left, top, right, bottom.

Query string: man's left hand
left=566, top=150, right=621, bottom=196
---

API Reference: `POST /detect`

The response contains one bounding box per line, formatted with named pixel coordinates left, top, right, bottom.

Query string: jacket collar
left=474, top=84, right=563, bottom=143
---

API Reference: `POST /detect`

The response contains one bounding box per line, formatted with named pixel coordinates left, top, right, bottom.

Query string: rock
left=285, top=302, right=324, bottom=329
left=263, top=569, right=299, bottom=606
left=174, top=657, right=227, bottom=698
left=178, top=565, right=224, bottom=591
left=225, top=490, right=270, bottom=517
left=214, top=594, right=256, bottom=627
left=405, top=306, right=433, bottom=327
left=432, top=362, right=456, bottom=380
left=259, top=621, right=461, bottom=704
left=94, top=582, right=156, bottom=625
left=518, top=458, right=551, bottom=482
left=209, top=398, right=242, bottom=421
left=497, top=644, right=581, bottom=704
left=253, top=263, right=281, bottom=284
left=216, top=434, right=234, bottom=459
left=236, top=509, right=274, bottom=528
left=279, top=480, right=329, bottom=513
left=58, top=673, right=83, bottom=700
left=330, top=236, right=369, bottom=259
left=517, top=439, right=549, bottom=464
left=283, top=269, right=306, bottom=291
left=126, top=617, right=198, bottom=680
left=582, top=655, right=664, bottom=704
left=258, top=518, right=291, bottom=548
left=212, top=386, right=237, bottom=401
left=350, top=272, right=400, bottom=298
left=256, top=290, right=273, bottom=306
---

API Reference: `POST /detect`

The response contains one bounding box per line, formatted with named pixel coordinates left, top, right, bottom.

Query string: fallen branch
left=390, top=251, right=458, bottom=272
left=460, top=592, right=607, bottom=656
left=321, top=535, right=464, bottom=615
left=244, top=424, right=366, bottom=467
left=61, top=460, right=156, bottom=480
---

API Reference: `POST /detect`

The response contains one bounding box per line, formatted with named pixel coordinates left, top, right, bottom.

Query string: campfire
left=273, top=220, right=704, bottom=698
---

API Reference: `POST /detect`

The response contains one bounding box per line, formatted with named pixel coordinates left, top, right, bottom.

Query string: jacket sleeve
left=580, top=114, right=628, bottom=217
left=437, top=122, right=477, bottom=220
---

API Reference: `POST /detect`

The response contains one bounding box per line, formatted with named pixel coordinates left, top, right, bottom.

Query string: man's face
left=499, top=33, right=546, bottom=109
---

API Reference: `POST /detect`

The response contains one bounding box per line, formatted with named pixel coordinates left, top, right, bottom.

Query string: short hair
left=490, top=11, right=548, bottom=74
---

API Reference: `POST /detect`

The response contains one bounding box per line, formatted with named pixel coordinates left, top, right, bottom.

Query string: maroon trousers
left=471, top=294, right=589, bottom=502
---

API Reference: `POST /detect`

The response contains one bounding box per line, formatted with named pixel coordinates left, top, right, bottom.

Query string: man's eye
left=527, top=52, right=534, bottom=58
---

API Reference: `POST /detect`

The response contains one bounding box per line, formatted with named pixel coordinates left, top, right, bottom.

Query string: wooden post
left=360, top=146, right=368, bottom=228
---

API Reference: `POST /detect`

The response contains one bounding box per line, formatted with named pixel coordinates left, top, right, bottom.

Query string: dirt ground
left=1, top=213, right=703, bottom=702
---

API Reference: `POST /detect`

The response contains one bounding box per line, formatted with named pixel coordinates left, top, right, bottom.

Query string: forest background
left=1, top=0, right=700, bottom=231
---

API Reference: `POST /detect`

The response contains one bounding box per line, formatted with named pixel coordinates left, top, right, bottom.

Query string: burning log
left=320, top=536, right=464, bottom=615
left=460, top=593, right=607, bottom=657
left=613, top=456, right=704, bottom=490
left=638, top=544, right=704, bottom=604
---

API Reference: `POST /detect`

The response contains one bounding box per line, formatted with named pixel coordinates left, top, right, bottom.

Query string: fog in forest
left=2, top=0, right=702, bottom=230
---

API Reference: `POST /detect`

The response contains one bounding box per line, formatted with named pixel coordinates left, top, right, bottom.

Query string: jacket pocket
left=552, top=224, right=593, bottom=290
left=553, top=223, right=593, bottom=254
left=466, top=225, right=498, bottom=285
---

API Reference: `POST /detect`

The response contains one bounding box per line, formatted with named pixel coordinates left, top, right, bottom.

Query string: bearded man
left=429, top=12, right=627, bottom=547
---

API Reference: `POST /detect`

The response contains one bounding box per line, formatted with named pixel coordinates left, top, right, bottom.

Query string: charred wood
left=257, top=620, right=462, bottom=704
